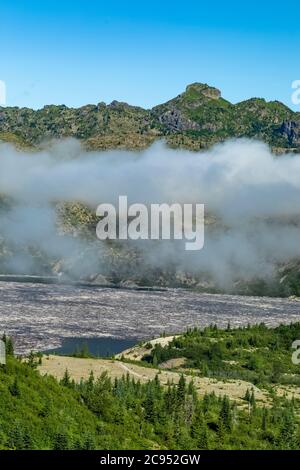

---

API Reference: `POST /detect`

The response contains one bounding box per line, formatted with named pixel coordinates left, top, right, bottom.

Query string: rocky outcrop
left=186, top=83, right=221, bottom=99
left=157, top=108, right=201, bottom=132
left=279, top=120, right=300, bottom=146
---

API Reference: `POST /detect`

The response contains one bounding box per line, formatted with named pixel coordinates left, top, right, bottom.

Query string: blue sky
left=1, top=0, right=299, bottom=110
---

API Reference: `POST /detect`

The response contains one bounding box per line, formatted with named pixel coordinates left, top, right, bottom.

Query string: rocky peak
left=185, top=83, right=221, bottom=100
left=108, top=100, right=128, bottom=109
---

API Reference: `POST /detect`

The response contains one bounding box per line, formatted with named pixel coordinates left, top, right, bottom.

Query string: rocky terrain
left=1, top=82, right=300, bottom=151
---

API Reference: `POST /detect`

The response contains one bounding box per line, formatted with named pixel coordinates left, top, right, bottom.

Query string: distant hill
left=0, top=82, right=300, bottom=151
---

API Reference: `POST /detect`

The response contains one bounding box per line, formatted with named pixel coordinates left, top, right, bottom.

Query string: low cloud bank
left=1, top=138, right=300, bottom=289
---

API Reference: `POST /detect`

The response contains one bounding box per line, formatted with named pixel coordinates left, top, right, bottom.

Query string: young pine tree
left=219, top=395, right=232, bottom=432
left=61, top=368, right=71, bottom=387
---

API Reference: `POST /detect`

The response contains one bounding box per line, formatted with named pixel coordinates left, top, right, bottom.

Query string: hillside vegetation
left=1, top=324, right=300, bottom=450
left=0, top=83, right=300, bottom=151
left=142, top=323, right=300, bottom=386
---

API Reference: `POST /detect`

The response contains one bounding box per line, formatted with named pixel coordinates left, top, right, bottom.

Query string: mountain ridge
left=0, top=82, right=300, bottom=152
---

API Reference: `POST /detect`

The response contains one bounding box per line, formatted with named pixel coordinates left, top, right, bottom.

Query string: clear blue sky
left=1, top=0, right=299, bottom=110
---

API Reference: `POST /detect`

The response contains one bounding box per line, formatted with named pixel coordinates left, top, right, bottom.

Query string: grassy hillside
left=0, top=350, right=157, bottom=450
left=142, top=323, right=300, bottom=386
left=1, top=324, right=300, bottom=450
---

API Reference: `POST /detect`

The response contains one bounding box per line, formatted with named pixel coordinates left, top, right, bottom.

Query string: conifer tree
left=244, top=388, right=251, bottom=402
left=261, top=407, right=268, bottom=432
left=61, top=368, right=71, bottom=387
left=250, top=389, right=256, bottom=410
left=177, top=375, right=186, bottom=406
left=2, top=334, right=14, bottom=356
left=219, top=395, right=232, bottom=431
